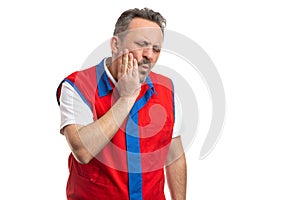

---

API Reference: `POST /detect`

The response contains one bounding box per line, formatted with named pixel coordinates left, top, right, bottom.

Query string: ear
left=110, top=36, right=119, bottom=55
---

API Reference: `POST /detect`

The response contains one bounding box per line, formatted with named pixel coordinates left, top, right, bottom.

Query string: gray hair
left=113, top=8, right=166, bottom=36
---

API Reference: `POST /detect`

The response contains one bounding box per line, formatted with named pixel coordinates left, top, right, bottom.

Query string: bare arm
left=62, top=50, right=140, bottom=164
left=166, top=136, right=187, bottom=200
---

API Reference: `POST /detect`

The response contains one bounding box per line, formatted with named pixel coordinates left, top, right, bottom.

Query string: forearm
left=166, top=153, right=187, bottom=200
left=63, top=51, right=140, bottom=164
left=64, top=96, right=135, bottom=164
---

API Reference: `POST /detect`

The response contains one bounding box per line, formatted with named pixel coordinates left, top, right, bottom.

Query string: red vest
left=57, top=59, right=175, bottom=200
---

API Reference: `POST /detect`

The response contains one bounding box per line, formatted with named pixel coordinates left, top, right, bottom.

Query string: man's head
left=111, top=8, right=166, bottom=83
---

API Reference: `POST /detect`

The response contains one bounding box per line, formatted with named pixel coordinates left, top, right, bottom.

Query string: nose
left=142, top=47, right=154, bottom=62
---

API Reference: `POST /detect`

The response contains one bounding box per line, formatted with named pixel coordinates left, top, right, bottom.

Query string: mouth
left=140, top=64, right=149, bottom=70
left=138, top=64, right=150, bottom=76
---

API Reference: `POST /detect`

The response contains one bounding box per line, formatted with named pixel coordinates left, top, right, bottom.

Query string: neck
left=105, top=57, right=118, bottom=81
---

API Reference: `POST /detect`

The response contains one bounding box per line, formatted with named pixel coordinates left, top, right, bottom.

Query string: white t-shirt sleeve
left=59, top=81, right=94, bottom=133
left=172, top=94, right=182, bottom=138
left=59, top=79, right=182, bottom=138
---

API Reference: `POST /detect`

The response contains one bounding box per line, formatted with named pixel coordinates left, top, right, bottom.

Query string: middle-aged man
left=57, top=8, right=187, bottom=200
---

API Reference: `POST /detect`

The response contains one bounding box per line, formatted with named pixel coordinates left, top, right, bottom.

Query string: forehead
left=128, top=17, right=161, bottom=30
left=123, top=18, right=163, bottom=43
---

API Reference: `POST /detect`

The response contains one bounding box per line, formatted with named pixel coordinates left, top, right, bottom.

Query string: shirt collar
left=145, top=75, right=156, bottom=95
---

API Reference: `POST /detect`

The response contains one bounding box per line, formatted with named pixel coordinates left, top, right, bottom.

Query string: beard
left=137, top=58, right=152, bottom=83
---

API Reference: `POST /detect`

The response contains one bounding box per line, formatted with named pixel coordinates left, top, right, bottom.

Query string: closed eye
left=135, top=41, right=149, bottom=47
left=134, top=41, right=161, bottom=53
left=153, top=46, right=161, bottom=53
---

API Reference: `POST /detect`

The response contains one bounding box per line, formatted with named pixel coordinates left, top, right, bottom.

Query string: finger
left=133, top=58, right=138, bottom=70
left=128, top=53, right=133, bottom=70
left=127, top=55, right=134, bottom=75
left=132, top=58, right=138, bottom=76
left=122, top=49, right=129, bottom=75
left=117, top=50, right=123, bottom=79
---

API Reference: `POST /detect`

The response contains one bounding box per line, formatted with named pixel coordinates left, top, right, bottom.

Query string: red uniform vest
left=57, top=59, right=175, bottom=200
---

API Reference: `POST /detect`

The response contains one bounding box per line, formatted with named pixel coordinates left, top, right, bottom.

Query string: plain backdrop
left=1, top=0, right=299, bottom=199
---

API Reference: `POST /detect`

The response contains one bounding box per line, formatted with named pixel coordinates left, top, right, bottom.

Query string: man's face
left=118, top=18, right=163, bottom=83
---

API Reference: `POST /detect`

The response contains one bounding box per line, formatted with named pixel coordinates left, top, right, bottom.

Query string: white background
left=1, top=0, right=299, bottom=199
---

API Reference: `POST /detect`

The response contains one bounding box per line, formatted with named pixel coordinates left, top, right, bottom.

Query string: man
left=57, top=8, right=186, bottom=200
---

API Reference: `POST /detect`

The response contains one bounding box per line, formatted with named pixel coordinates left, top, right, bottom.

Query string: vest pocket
left=69, top=161, right=125, bottom=199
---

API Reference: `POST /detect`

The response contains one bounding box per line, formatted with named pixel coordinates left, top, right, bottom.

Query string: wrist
left=118, top=96, right=136, bottom=109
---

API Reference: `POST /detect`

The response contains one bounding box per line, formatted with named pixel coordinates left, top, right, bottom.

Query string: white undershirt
left=59, top=60, right=182, bottom=138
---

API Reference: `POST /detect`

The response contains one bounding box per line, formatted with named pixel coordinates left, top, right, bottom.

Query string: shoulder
left=149, top=71, right=173, bottom=91
left=56, top=65, right=97, bottom=105
left=66, top=66, right=97, bottom=83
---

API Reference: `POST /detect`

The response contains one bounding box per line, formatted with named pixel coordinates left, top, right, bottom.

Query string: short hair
left=113, top=8, right=166, bottom=36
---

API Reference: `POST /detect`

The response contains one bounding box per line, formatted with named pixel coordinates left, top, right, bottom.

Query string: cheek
left=130, top=50, right=143, bottom=61
left=153, top=53, right=160, bottom=62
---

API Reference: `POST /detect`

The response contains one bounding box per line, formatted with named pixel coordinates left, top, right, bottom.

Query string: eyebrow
left=135, top=40, right=161, bottom=48
left=143, top=41, right=150, bottom=46
left=153, top=44, right=161, bottom=49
